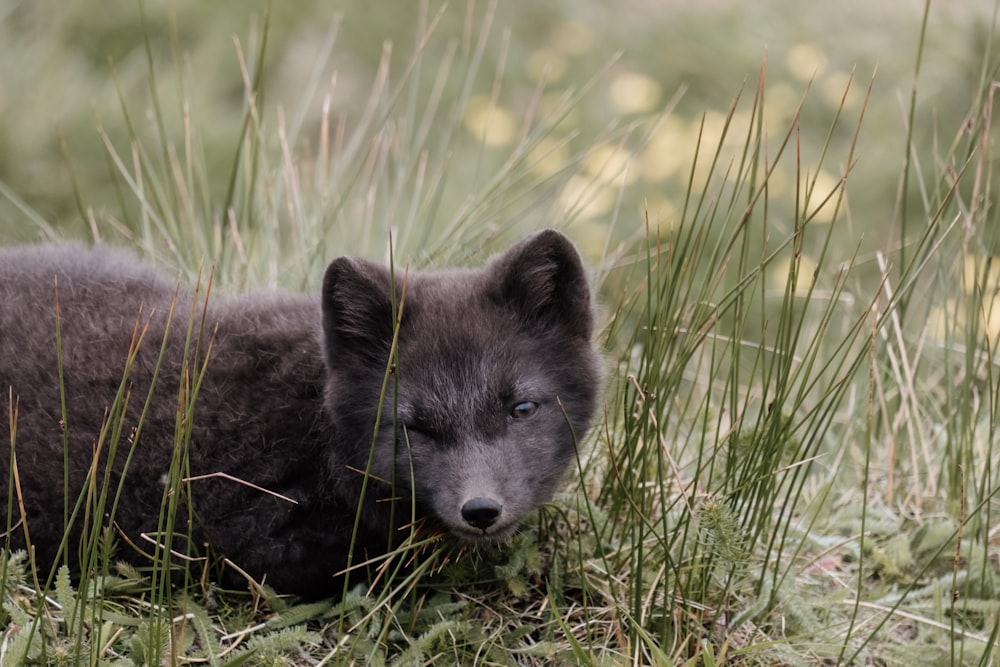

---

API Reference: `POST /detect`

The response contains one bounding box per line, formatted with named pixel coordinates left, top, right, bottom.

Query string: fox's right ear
left=321, top=258, right=397, bottom=360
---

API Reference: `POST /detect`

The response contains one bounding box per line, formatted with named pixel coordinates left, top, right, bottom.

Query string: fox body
left=0, top=230, right=600, bottom=596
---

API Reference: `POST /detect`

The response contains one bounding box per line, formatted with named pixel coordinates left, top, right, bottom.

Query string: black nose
left=461, top=497, right=502, bottom=530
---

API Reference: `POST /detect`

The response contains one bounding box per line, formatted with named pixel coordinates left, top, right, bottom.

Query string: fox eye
left=401, top=422, right=428, bottom=439
left=510, top=401, right=539, bottom=420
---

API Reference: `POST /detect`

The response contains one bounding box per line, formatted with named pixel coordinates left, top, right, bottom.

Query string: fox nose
left=461, top=497, right=502, bottom=530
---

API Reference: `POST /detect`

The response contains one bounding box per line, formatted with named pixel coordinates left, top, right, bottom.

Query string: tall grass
left=3, top=1, right=1000, bottom=665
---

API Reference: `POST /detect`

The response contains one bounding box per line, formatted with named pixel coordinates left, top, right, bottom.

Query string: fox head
left=320, top=230, right=601, bottom=543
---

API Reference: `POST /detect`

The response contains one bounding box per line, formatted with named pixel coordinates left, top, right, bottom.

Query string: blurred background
left=0, top=0, right=993, bottom=261
left=2, top=5, right=999, bottom=661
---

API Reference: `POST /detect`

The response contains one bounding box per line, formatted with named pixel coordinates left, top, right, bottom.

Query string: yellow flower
left=801, top=170, right=842, bottom=223
left=559, top=175, right=615, bottom=220
left=763, top=82, right=801, bottom=135
left=787, top=42, right=828, bottom=82
left=527, top=49, right=567, bottom=84
left=526, top=136, right=570, bottom=179
left=463, top=95, right=517, bottom=146
left=962, top=255, right=1000, bottom=294
left=637, top=116, right=690, bottom=183
left=821, top=71, right=862, bottom=110
left=771, top=254, right=818, bottom=297
left=583, top=142, right=636, bottom=186
left=609, top=71, right=662, bottom=115
left=551, top=21, right=594, bottom=55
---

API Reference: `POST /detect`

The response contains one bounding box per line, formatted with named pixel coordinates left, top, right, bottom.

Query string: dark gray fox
left=0, top=230, right=601, bottom=597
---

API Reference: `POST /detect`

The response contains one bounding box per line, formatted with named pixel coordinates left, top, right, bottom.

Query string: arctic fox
left=0, top=230, right=600, bottom=596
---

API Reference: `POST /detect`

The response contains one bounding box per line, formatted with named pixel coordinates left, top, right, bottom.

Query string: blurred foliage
left=0, top=0, right=994, bottom=257
left=4, top=3, right=1000, bottom=664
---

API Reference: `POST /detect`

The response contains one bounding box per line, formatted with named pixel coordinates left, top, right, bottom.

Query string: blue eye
left=510, top=401, right=539, bottom=419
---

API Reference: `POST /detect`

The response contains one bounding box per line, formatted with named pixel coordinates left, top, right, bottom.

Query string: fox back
left=0, top=230, right=601, bottom=597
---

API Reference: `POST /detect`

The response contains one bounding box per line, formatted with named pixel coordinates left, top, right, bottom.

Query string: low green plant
left=4, top=1, right=1000, bottom=665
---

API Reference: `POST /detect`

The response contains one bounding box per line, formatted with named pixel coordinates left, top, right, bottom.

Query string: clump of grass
left=4, top=1, right=1000, bottom=665
left=3, top=4, right=639, bottom=664
left=53, top=1, right=641, bottom=291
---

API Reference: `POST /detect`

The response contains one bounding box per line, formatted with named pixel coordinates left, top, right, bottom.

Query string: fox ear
left=321, top=257, right=397, bottom=362
left=490, top=229, right=594, bottom=339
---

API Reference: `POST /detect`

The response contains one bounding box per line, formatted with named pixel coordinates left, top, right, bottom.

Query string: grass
left=3, top=0, right=1000, bottom=664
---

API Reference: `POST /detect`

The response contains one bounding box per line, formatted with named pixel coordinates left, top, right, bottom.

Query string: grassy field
left=3, top=0, right=1000, bottom=664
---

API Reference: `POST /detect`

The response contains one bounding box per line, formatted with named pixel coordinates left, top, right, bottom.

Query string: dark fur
left=0, top=230, right=600, bottom=597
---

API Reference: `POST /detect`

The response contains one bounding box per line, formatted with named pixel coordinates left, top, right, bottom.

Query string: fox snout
left=461, top=497, right=503, bottom=531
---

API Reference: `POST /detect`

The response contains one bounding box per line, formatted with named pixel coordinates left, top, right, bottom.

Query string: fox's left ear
left=488, top=229, right=594, bottom=339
